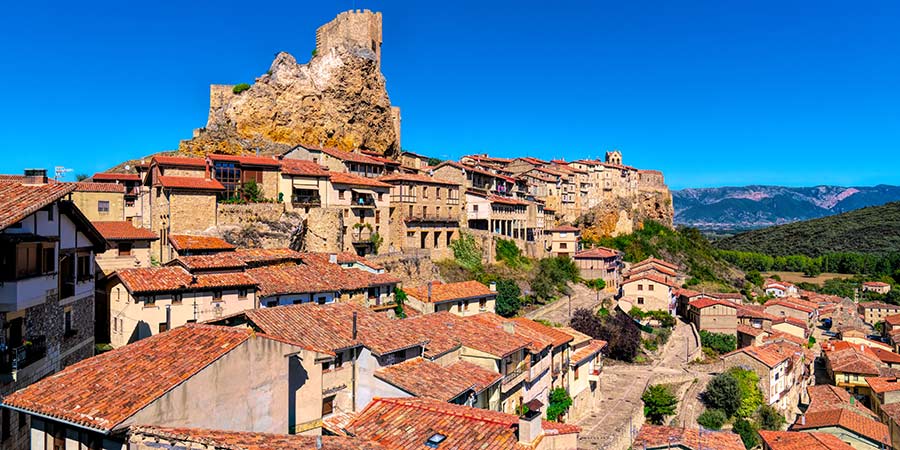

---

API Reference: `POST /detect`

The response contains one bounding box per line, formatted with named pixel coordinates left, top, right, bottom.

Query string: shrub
left=704, top=372, right=741, bottom=417
left=571, top=308, right=641, bottom=362
left=585, top=278, right=606, bottom=291
left=733, top=418, right=759, bottom=449
left=727, top=367, right=763, bottom=418
left=495, top=279, right=521, bottom=318
left=646, top=310, right=676, bottom=328
left=642, top=384, right=678, bottom=425
left=697, top=409, right=727, bottom=430
left=393, top=288, right=408, bottom=318
left=240, top=180, right=263, bottom=201
left=546, top=387, right=572, bottom=422
left=369, top=232, right=383, bottom=254
left=757, top=404, right=785, bottom=431
left=655, top=327, right=672, bottom=346
left=699, top=330, right=737, bottom=354
left=643, top=339, right=659, bottom=351
left=496, top=239, right=528, bottom=268
left=95, top=343, right=113, bottom=354
left=311, top=49, right=318, bottom=57
left=450, top=232, right=483, bottom=272
left=232, top=83, right=251, bottom=94
left=531, top=256, right=580, bottom=301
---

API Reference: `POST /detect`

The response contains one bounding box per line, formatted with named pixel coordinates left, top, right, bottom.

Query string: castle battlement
left=315, top=9, right=383, bottom=67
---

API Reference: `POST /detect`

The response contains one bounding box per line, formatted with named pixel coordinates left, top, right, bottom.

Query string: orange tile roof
left=0, top=180, right=76, bottom=229
left=823, top=341, right=882, bottom=376
left=866, top=376, right=900, bottom=393
left=863, top=281, right=891, bottom=287
left=233, top=247, right=306, bottom=266
left=627, top=263, right=678, bottom=277
left=723, top=341, right=793, bottom=368
left=2, top=325, right=289, bottom=432
left=168, top=234, right=236, bottom=251
left=469, top=313, right=554, bottom=353
left=859, top=301, right=900, bottom=310
left=246, top=303, right=425, bottom=356
left=279, top=158, right=331, bottom=177
left=758, top=430, right=855, bottom=450
left=91, top=172, right=140, bottom=182
left=405, top=280, right=494, bottom=304
left=312, top=146, right=387, bottom=165
left=806, top=385, right=879, bottom=418
left=631, top=257, right=679, bottom=271
left=885, top=313, right=900, bottom=326
left=170, top=254, right=247, bottom=271
left=792, top=408, right=889, bottom=446
left=152, top=155, right=208, bottom=167
left=871, top=347, right=900, bottom=364
left=765, top=298, right=816, bottom=314
left=400, top=312, right=528, bottom=358
left=570, top=339, right=608, bottom=365
left=689, top=298, right=738, bottom=310
left=74, top=181, right=126, bottom=193
left=574, top=247, right=619, bottom=259
left=881, top=402, right=900, bottom=426
left=346, top=397, right=577, bottom=450
left=378, top=172, right=460, bottom=186
left=736, top=304, right=780, bottom=321
left=622, top=273, right=678, bottom=288
left=737, top=324, right=768, bottom=337
left=329, top=171, right=391, bottom=188
left=157, top=176, right=225, bottom=191
left=374, top=357, right=500, bottom=401
left=115, top=266, right=256, bottom=294
left=207, top=153, right=281, bottom=167
left=92, top=221, right=159, bottom=241
left=128, top=426, right=383, bottom=450
left=246, top=261, right=398, bottom=297
left=632, top=425, right=744, bottom=450
left=510, top=317, right=574, bottom=348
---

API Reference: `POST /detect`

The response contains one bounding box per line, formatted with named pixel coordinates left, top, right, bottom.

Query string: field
left=762, top=271, right=852, bottom=285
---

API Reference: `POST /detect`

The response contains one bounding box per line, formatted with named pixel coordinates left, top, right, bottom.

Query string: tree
left=570, top=308, right=604, bottom=338
left=393, top=287, right=408, bottom=319
left=496, top=239, right=527, bottom=268
left=369, top=232, right=383, bottom=255
left=75, top=173, right=89, bottom=181
left=697, top=409, right=727, bottom=430
left=531, top=256, right=579, bottom=301
left=757, top=404, right=785, bottom=431
left=727, top=368, right=764, bottom=418
left=495, top=279, right=521, bottom=318
left=642, top=384, right=678, bottom=425
left=704, top=372, right=741, bottom=417
left=745, top=270, right=763, bottom=286
left=570, top=308, right=641, bottom=362
left=699, top=330, right=737, bottom=354
left=241, top=180, right=264, bottom=201
left=545, top=387, right=572, bottom=422
left=733, top=418, right=759, bottom=449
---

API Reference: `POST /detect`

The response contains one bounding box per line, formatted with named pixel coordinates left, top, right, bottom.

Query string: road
left=525, top=283, right=611, bottom=325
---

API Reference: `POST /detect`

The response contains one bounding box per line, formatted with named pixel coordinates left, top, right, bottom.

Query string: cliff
left=576, top=167, right=674, bottom=238
left=179, top=10, right=400, bottom=157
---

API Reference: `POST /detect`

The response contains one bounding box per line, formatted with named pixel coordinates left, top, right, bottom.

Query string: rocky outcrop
left=179, top=10, right=399, bottom=157
left=577, top=189, right=674, bottom=238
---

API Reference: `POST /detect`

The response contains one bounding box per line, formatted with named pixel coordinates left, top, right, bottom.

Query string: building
left=328, top=172, right=391, bottom=256
left=167, top=234, right=236, bottom=259
left=765, top=298, right=818, bottom=327
left=792, top=385, right=890, bottom=450
left=372, top=357, right=501, bottom=409
left=2, top=324, right=331, bottom=448
left=403, top=280, right=496, bottom=316
left=722, top=339, right=813, bottom=411
left=379, top=172, right=461, bottom=259
left=545, top=225, right=579, bottom=258
left=573, top=247, right=622, bottom=290
left=91, top=221, right=159, bottom=277
left=620, top=274, right=677, bottom=315
left=772, top=316, right=809, bottom=339
left=89, top=173, right=143, bottom=220
left=865, top=376, right=900, bottom=420
left=277, top=158, right=331, bottom=214
left=71, top=181, right=126, bottom=222
left=283, top=145, right=389, bottom=178
left=632, top=425, right=745, bottom=450
left=0, top=173, right=107, bottom=449
left=859, top=302, right=900, bottom=326
left=558, top=327, right=606, bottom=421
left=207, top=153, right=282, bottom=201
left=822, top=341, right=883, bottom=399
left=686, top=298, right=738, bottom=335
left=765, top=279, right=800, bottom=298
left=758, top=430, right=855, bottom=450
left=344, top=397, right=579, bottom=450
left=626, top=258, right=679, bottom=284
left=863, top=282, right=892, bottom=295
left=127, top=426, right=383, bottom=450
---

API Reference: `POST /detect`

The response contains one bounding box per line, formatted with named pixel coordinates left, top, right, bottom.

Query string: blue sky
left=1, top=1, right=898, bottom=189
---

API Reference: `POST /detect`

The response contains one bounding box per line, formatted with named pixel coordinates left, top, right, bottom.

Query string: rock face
left=180, top=10, right=400, bottom=157
left=578, top=189, right=674, bottom=238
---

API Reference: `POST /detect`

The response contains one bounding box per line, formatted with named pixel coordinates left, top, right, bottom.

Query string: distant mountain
left=673, top=185, right=900, bottom=230
left=715, top=201, right=900, bottom=257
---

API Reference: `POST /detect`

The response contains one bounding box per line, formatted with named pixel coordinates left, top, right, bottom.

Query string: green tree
left=641, top=384, right=678, bottom=425
left=531, top=256, right=580, bottom=301
left=393, top=287, right=408, bottom=319
left=241, top=180, right=264, bottom=202
left=697, top=409, right=727, bottom=430
left=757, top=404, right=785, bottom=431
left=733, top=418, right=759, bottom=449
left=699, top=330, right=737, bottom=354
left=495, top=279, right=521, bottom=318
left=496, top=239, right=527, bottom=268
left=75, top=173, right=89, bottom=181
left=745, top=270, right=763, bottom=286
left=704, top=372, right=741, bottom=417
left=727, top=368, right=764, bottom=418
left=545, top=387, right=572, bottom=422
left=369, top=232, right=383, bottom=255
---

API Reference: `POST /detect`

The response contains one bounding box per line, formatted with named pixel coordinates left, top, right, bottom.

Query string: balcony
left=322, top=365, right=351, bottom=395
left=501, top=366, right=527, bottom=393
left=351, top=229, right=373, bottom=243
left=447, top=197, right=460, bottom=205
left=527, top=356, right=551, bottom=382
left=1, top=335, right=47, bottom=377
left=291, top=195, right=321, bottom=208
left=390, top=194, right=417, bottom=203
left=350, top=194, right=376, bottom=209
left=588, top=366, right=601, bottom=382
left=0, top=274, right=57, bottom=312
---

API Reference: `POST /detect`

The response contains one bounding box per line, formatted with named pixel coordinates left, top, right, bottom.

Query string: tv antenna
left=54, top=166, right=73, bottom=181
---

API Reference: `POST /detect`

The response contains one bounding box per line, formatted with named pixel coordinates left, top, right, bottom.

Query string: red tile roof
left=74, top=181, right=126, bottom=193
left=169, top=234, right=236, bottom=251
left=129, top=426, right=382, bottom=450
left=859, top=301, right=900, bottom=311
left=792, top=408, right=890, bottom=446
left=329, top=171, right=391, bottom=188
left=400, top=312, right=528, bottom=359
left=2, top=325, right=290, bottom=432
left=736, top=304, right=780, bottom=321
left=723, top=341, right=792, bottom=368
left=758, top=430, right=855, bottom=450
left=91, top=172, right=140, bottom=182
left=152, top=155, right=208, bottom=167
left=378, top=172, right=459, bottom=186
left=823, top=341, right=882, bottom=376
left=233, top=247, right=306, bottom=266
left=574, top=247, right=619, bottom=259
left=279, top=158, right=331, bottom=177
left=871, top=347, right=900, bottom=364
left=631, top=257, right=679, bottom=271
left=632, top=425, right=744, bottom=450
left=157, top=176, right=225, bottom=191
left=885, top=313, right=900, bottom=326
left=298, top=251, right=385, bottom=271
left=627, top=263, right=678, bottom=277
left=312, top=146, right=387, bottom=166
left=246, top=261, right=398, bottom=297
left=405, top=280, right=494, bottom=304
left=91, top=221, right=159, bottom=241
left=115, top=266, right=256, bottom=294
left=863, top=281, right=890, bottom=287
left=570, top=339, right=608, bottom=365
left=207, top=153, right=281, bottom=168
left=622, top=273, right=678, bottom=288
left=374, top=357, right=500, bottom=401
left=169, top=254, right=247, bottom=271
left=510, top=317, right=574, bottom=348
left=805, top=385, right=878, bottom=418
left=689, top=298, right=738, bottom=310
left=469, top=313, right=556, bottom=353
left=346, top=397, right=578, bottom=450
left=765, top=298, right=816, bottom=314
left=246, top=303, right=424, bottom=356
left=737, top=324, right=768, bottom=337
left=0, top=180, right=76, bottom=229
left=866, top=376, right=900, bottom=394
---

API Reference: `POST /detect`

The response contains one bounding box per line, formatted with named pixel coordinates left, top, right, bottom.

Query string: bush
left=232, top=83, right=251, bottom=94
left=643, top=339, right=659, bottom=351
left=95, top=343, right=113, bottom=354
left=496, top=239, right=528, bottom=268
left=370, top=232, right=383, bottom=254
left=733, top=418, right=759, bottom=449
left=546, top=387, right=572, bottom=422
left=642, top=384, right=678, bottom=425
left=450, top=232, right=483, bottom=272
left=495, top=279, right=521, bottom=318
left=704, top=372, right=741, bottom=417
left=646, top=310, right=676, bottom=328
left=393, top=287, right=408, bottom=319
left=240, top=180, right=264, bottom=202
left=571, top=308, right=641, bottom=362
left=697, top=409, right=727, bottom=430
left=757, top=404, right=785, bottom=431
left=655, top=327, right=672, bottom=346
left=585, top=278, right=606, bottom=291
left=727, top=367, right=763, bottom=418
left=699, top=330, right=737, bottom=354
left=531, top=256, right=580, bottom=301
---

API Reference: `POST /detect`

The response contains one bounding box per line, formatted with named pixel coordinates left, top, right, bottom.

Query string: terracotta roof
left=128, top=426, right=382, bottom=450
left=866, top=376, right=900, bottom=393
left=574, top=247, right=619, bottom=259
left=92, top=221, right=159, bottom=241
left=169, top=254, right=247, bottom=271
left=329, top=171, right=391, bottom=188
left=859, top=301, right=900, bottom=310
left=545, top=225, right=579, bottom=232
left=435, top=160, right=515, bottom=182
left=246, top=303, right=425, bottom=356
left=74, top=181, right=125, bottom=193
left=486, top=194, right=530, bottom=206
left=758, top=430, right=855, bottom=450
left=400, top=312, right=528, bottom=359
left=347, top=397, right=577, bottom=450
left=689, top=298, right=738, bottom=310
left=871, top=347, right=900, bottom=364
left=557, top=326, right=592, bottom=346
left=805, top=385, right=878, bottom=418
left=91, top=173, right=140, bottom=182
left=378, top=173, right=459, bottom=186
left=374, top=357, right=500, bottom=401
left=312, top=146, right=387, bottom=166
left=157, top=176, right=225, bottom=191
left=168, top=234, right=236, bottom=251
left=405, top=280, right=494, bottom=304
left=881, top=402, right=900, bottom=426
left=627, top=263, right=677, bottom=277
left=722, top=341, right=792, bottom=368
left=765, top=298, right=816, bottom=314
left=152, top=155, right=208, bottom=167
left=823, top=341, right=882, bottom=376
left=863, top=281, right=891, bottom=287
left=622, top=273, right=678, bottom=288
left=233, top=247, right=306, bottom=266
left=207, top=153, right=281, bottom=168
left=469, top=313, right=556, bottom=353
left=737, top=324, right=768, bottom=337
left=631, top=257, right=679, bottom=271
left=885, top=313, right=900, bottom=326
left=246, top=262, right=398, bottom=297
left=2, top=325, right=291, bottom=432
left=115, top=266, right=256, bottom=294
left=570, top=339, right=608, bottom=365
left=632, top=425, right=744, bottom=450
left=793, top=408, right=889, bottom=446
left=736, top=304, right=780, bottom=321
left=0, top=180, right=76, bottom=230
left=279, top=158, right=331, bottom=177
left=775, top=316, right=809, bottom=330
left=510, top=317, right=574, bottom=348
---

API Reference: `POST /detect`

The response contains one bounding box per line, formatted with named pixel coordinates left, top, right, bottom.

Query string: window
left=159, top=322, right=168, bottom=333
left=317, top=296, right=328, bottom=304
left=637, top=284, right=643, bottom=291
left=479, top=298, right=487, bottom=310
left=322, top=395, right=335, bottom=416
left=338, top=190, right=345, bottom=200
left=265, top=300, right=278, bottom=308
left=423, top=187, right=428, bottom=199
left=408, top=205, right=413, bottom=216
left=42, top=246, right=55, bottom=273
left=574, top=366, right=579, bottom=380
left=238, top=289, right=248, bottom=299
left=212, top=290, right=223, bottom=301
left=457, top=302, right=462, bottom=312
left=118, top=243, right=132, bottom=256
left=436, top=188, right=442, bottom=199
left=144, top=296, right=156, bottom=306
left=473, top=204, right=479, bottom=212
left=64, top=307, right=74, bottom=336
left=113, top=317, right=117, bottom=332
left=77, top=253, right=92, bottom=281
left=560, top=242, right=568, bottom=249
left=172, top=293, right=183, bottom=304
left=637, top=297, right=645, bottom=305
left=648, top=284, right=654, bottom=291
left=45, top=205, right=54, bottom=222
left=378, top=192, right=383, bottom=201
left=375, top=210, right=381, bottom=224
left=125, top=198, right=135, bottom=207
left=98, top=200, right=110, bottom=213
left=17, top=412, right=25, bottom=430
left=464, top=300, right=470, bottom=311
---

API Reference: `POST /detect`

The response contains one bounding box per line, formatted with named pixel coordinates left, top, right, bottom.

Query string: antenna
left=54, top=166, right=73, bottom=181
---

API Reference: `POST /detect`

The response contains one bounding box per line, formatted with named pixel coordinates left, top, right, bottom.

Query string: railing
left=405, top=212, right=458, bottom=222
left=351, top=229, right=372, bottom=243
left=351, top=195, right=376, bottom=207
left=447, top=197, right=460, bottom=205
left=291, top=195, right=321, bottom=207
left=2, top=336, right=47, bottom=374
left=390, top=194, right=417, bottom=203
left=501, top=366, right=527, bottom=392
left=528, top=357, right=551, bottom=381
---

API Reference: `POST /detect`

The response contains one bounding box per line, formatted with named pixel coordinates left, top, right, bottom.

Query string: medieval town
left=1, top=7, right=899, bottom=450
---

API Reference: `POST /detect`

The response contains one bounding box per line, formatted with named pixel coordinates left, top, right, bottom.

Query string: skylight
left=425, top=433, right=447, bottom=448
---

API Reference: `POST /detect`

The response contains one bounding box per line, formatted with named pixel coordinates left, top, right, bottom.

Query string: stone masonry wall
left=217, top=203, right=285, bottom=226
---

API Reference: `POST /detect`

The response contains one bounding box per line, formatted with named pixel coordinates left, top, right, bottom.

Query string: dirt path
left=525, top=283, right=611, bottom=325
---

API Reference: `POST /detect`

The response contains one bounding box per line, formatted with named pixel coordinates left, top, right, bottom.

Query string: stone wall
left=169, top=192, right=218, bottom=234
left=316, top=9, right=383, bottom=67
left=303, top=208, right=344, bottom=253
left=368, top=252, right=439, bottom=288
left=217, top=203, right=285, bottom=226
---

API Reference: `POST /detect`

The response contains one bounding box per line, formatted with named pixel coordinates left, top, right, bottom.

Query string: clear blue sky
left=2, top=1, right=898, bottom=189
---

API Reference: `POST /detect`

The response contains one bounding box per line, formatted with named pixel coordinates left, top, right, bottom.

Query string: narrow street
left=525, top=283, right=611, bottom=325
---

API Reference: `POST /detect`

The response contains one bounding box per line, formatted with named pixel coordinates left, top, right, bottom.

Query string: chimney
left=503, top=321, right=516, bottom=335
left=489, top=282, right=497, bottom=292
left=427, top=281, right=433, bottom=303
left=352, top=312, right=358, bottom=340
left=800, top=415, right=806, bottom=426
left=518, top=409, right=542, bottom=445
left=329, top=253, right=338, bottom=264
left=23, top=168, right=47, bottom=185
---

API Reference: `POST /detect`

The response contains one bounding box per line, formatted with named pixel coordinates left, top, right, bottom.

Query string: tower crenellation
left=315, top=9, right=383, bottom=68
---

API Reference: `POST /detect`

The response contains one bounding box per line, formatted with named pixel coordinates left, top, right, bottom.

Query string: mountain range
left=673, top=185, right=900, bottom=230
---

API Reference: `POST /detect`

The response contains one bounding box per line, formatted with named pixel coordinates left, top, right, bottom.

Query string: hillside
left=715, top=201, right=900, bottom=257
left=674, top=185, right=900, bottom=230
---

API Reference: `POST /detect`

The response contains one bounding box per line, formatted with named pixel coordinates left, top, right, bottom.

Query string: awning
left=352, top=188, right=377, bottom=195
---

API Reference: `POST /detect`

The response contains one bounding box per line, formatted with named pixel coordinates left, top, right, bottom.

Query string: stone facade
left=71, top=191, right=125, bottom=222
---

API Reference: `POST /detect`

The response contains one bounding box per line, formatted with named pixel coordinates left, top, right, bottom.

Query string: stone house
left=379, top=172, right=461, bottom=259
left=865, top=376, right=900, bottom=420
left=327, top=172, right=390, bottom=256
left=403, top=280, right=496, bottom=317
left=791, top=384, right=890, bottom=450
left=0, top=174, right=106, bottom=450
left=771, top=316, right=809, bottom=339
left=859, top=302, right=900, bottom=326
left=558, top=328, right=606, bottom=422
left=89, top=172, right=142, bottom=221
left=397, top=150, right=433, bottom=173
left=625, top=257, right=679, bottom=284
left=620, top=274, right=677, bottom=315
left=573, top=247, right=622, bottom=290
left=432, top=161, right=515, bottom=198
left=207, top=153, right=282, bottom=201
left=71, top=182, right=126, bottom=222
left=283, top=144, right=388, bottom=178
left=863, top=281, right=892, bottom=295
left=764, top=298, right=817, bottom=327
left=686, top=298, right=738, bottom=335
left=822, top=340, right=883, bottom=399
left=2, top=324, right=331, bottom=448
left=722, top=339, right=812, bottom=412
left=764, top=279, right=799, bottom=298
left=277, top=158, right=331, bottom=214
left=545, top=225, right=579, bottom=258
left=167, top=234, right=236, bottom=259
left=372, top=357, right=502, bottom=410
left=736, top=304, right=779, bottom=331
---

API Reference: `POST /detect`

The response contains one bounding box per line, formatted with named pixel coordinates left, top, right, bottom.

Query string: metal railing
left=3, top=335, right=47, bottom=373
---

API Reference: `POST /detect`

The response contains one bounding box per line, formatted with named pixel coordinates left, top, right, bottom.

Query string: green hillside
left=716, top=201, right=900, bottom=257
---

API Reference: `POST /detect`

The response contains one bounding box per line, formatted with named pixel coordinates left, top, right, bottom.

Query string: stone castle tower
left=605, top=150, right=623, bottom=165
left=316, top=9, right=383, bottom=69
